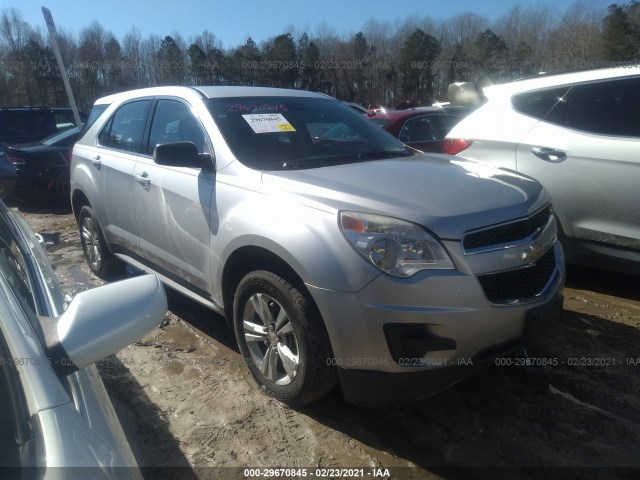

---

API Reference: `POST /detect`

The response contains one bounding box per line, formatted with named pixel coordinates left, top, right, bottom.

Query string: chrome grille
left=464, top=206, right=552, bottom=252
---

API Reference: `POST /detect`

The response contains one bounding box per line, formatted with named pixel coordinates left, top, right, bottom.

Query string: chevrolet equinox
left=70, top=86, right=564, bottom=406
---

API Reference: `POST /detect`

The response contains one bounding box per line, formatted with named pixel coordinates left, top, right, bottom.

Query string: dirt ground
left=12, top=197, right=640, bottom=480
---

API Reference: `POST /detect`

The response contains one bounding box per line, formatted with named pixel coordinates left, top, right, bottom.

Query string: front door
left=133, top=99, right=215, bottom=294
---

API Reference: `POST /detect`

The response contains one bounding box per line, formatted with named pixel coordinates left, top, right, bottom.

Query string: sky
left=3, top=0, right=608, bottom=48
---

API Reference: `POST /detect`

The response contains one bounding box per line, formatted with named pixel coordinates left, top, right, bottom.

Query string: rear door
left=93, top=99, right=152, bottom=255
left=516, top=77, right=640, bottom=251
left=133, top=98, right=215, bottom=294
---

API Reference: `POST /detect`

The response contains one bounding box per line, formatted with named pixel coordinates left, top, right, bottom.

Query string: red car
left=368, top=106, right=470, bottom=153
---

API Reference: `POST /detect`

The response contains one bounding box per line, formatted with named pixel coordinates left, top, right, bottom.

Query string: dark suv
left=0, top=107, right=85, bottom=145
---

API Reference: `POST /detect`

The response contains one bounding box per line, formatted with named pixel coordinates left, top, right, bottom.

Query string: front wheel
left=78, top=205, right=123, bottom=278
left=233, top=270, right=337, bottom=407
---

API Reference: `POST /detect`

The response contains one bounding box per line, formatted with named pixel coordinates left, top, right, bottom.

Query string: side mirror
left=153, top=141, right=212, bottom=169
left=0, top=150, right=17, bottom=199
left=41, top=274, right=167, bottom=373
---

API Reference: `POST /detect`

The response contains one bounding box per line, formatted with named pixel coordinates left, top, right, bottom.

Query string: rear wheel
left=233, top=270, right=337, bottom=407
left=78, top=205, right=123, bottom=278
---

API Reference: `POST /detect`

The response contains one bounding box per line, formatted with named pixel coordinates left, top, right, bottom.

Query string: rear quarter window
left=511, top=87, right=571, bottom=121
left=562, top=77, right=640, bottom=137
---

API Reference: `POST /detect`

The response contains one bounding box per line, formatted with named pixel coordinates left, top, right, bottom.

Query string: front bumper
left=308, top=238, right=564, bottom=405
left=338, top=293, right=563, bottom=406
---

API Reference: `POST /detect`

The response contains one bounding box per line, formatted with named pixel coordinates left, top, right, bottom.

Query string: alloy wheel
left=81, top=216, right=102, bottom=269
left=242, top=293, right=300, bottom=385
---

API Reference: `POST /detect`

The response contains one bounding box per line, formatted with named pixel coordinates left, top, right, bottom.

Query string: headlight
left=339, top=211, right=454, bottom=277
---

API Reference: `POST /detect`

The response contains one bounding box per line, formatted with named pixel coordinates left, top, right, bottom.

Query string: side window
left=98, top=100, right=151, bottom=153
left=400, top=115, right=457, bottom=143
left=400, top=117, right=425, bottom=142
left=148, top=100, right=208, bottom=156
left=563, top=77, right=640, bottom=137
left=511, top=87, right=571, bottom=121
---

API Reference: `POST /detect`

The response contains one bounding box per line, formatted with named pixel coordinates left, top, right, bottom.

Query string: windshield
left=207, top=96, right=411, bottom=170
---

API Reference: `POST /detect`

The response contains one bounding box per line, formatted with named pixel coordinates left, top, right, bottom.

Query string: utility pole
left=41, top=6, right=82, bottom=127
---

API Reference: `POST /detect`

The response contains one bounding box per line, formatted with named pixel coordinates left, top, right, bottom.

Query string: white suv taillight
left=443, top=139, right=472, bottom=155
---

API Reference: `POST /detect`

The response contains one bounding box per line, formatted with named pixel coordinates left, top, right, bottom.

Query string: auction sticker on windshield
left=242, top=113, right=296, bottom=133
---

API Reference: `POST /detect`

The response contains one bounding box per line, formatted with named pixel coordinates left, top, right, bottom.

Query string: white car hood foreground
left=262, top=154, right=545, bottom=239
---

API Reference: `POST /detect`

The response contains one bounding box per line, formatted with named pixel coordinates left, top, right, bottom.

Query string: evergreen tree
left=157, top=36, right=185, bottom=84
left=298, top=33, right=321, bottom=90
left=398, top=29, right=441, bottom=104
left=263, top=33, right=297, bottom=88
left=602, top=3, right=639, bottom=61
left=188, top=43, right=208, bottom=84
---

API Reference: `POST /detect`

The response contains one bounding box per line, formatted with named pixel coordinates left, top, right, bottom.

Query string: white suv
left=446, top=67, right=640, bottom=275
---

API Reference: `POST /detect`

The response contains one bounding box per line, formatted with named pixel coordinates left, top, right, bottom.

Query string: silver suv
left=71, top=86, right=564, bottom=406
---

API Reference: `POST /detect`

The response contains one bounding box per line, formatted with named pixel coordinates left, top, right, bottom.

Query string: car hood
left=261, top=154, right=545, bottom=239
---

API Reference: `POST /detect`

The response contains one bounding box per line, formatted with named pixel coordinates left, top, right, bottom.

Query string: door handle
left=91, top=156, right=101, bottom=168
left=135, top=172, right=150, bottom=187
left=531, top=147, right=566, bottom=162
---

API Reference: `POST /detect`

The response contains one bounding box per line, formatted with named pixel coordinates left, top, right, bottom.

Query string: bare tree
left=0, top=7, right=31, bottom=52
left=122, top=27, right=146, bottom=88
left=494, top=4, right=558, bottom=73
left=0, top=3, right=622, bottom=108
left=546, top=0, right=605, bottom=71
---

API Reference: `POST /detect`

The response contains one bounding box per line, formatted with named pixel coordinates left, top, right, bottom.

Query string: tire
left=233, top=270, right=337, bottom=407
left=78, top=205, right=123, bottom=278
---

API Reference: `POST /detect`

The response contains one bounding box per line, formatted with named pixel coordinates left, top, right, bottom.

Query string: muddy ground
left=12, top=197, right=640, bottom=480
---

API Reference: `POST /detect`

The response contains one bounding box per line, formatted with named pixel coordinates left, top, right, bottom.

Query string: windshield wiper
left=354, top=150, right=409, bottom=160
left=260, top=151, right=411, bottom=170
left=279, top=155, right=355, bottom=169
